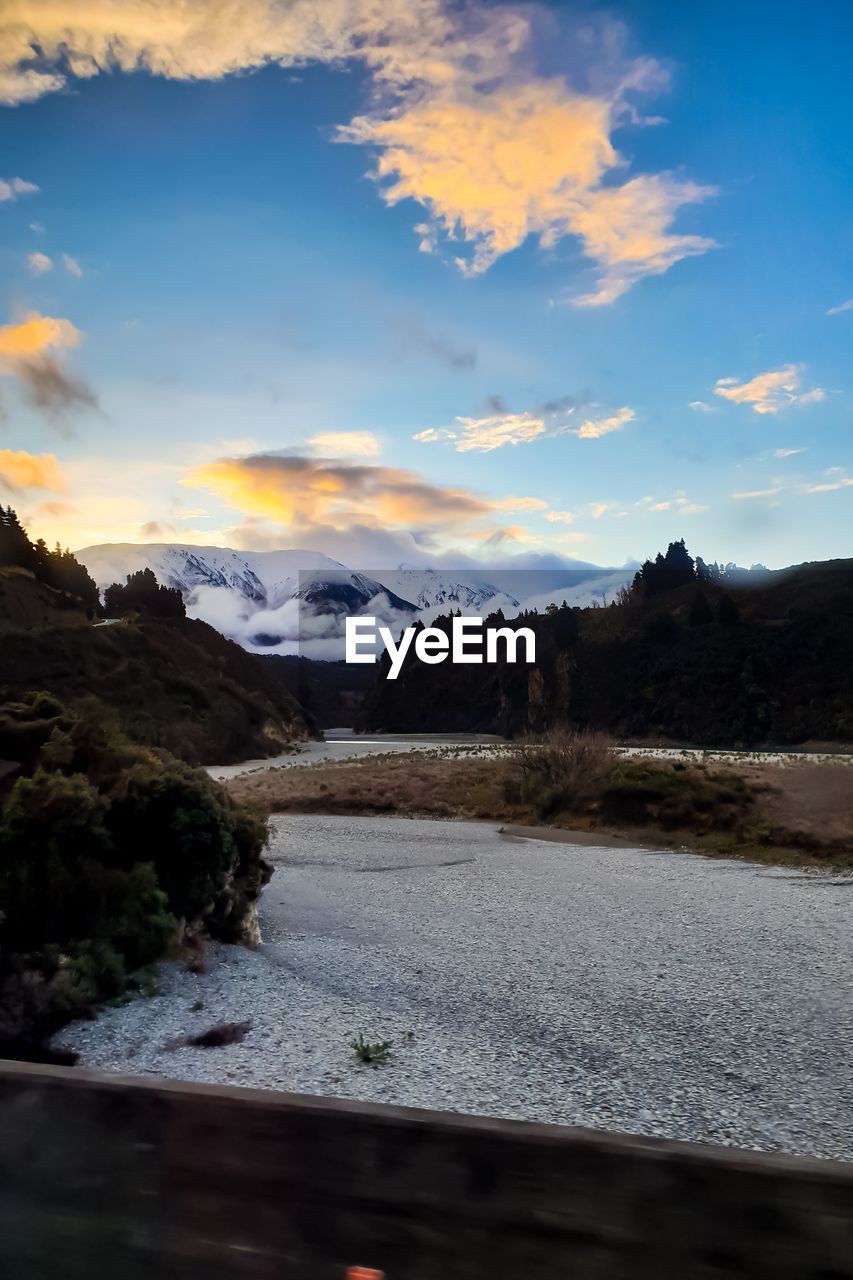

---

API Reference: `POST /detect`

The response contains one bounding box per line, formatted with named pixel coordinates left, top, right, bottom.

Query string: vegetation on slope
left=0, top=693, right=271, bottom=1058
left=0, top=508, right=313, bottom=764
left=1, top=616, right=311, bottom=764
left=356, top=543, right=853, bottom=747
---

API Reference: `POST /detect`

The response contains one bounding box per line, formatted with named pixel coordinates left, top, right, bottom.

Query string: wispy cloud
left=417, top=401, right=633, bottom=450
left=27, top=251, right=52, bottom=276
left=688, top=400, right=715, bottom=413
left=1, top=2, right=716, bottom=304
left=801, top=471, right=853, bottom=494
left=826, top=298, right=853, bottom=316
left=404, top=317, right=476, bottom=369
left=771, top=447, right=804, bottom=458
left=414, top=411, right=546, bottom=453
left=731, top=488, right=782, bottom=500
left=308, top=431, right=380, bottom=458
left=545, top=510, right=576, bottom=524
left=713, top=365, right=825, bottom=415
left=573, top=406, right=634, bottom=439
left=0, top=176, right=39, bottom=203
left=62, top=254, right=83, bottom=278
left=637, top=493, right=707, bottom=514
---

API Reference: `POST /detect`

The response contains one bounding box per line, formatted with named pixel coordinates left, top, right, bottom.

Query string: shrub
left=0, top=693, right=270, bottom=1054
left=511, top=727, right=615, bottom=818
left=599, top=762, right=752, bottom=832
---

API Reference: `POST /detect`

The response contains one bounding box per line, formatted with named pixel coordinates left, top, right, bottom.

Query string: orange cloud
left=0, top=311, right=96, bottom=417
left=713, top=365, right=825, bottom=415
left=184, top=452, right=546, bottom=535
left=3, top=3, right=715, bottom=303
left=344, top=82, right=714, bottom=301
left=0, top=449, right=66, bottom=492
left=0, top=312, right=80, bottom=361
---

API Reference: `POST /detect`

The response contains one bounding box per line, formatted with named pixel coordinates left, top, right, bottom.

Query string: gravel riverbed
left=57, top=814, right=853, bottom=1161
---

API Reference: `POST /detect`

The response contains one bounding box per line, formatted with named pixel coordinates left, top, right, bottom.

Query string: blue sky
left=1, top=0, right=851, bottom=569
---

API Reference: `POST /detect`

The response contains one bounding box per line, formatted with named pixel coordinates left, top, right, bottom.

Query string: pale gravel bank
left=206, top=730, right=853, bottom=782
left=57, top=815, right=853, bottom=1161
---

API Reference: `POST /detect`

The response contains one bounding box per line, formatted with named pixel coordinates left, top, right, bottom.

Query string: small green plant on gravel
left=351, top=1032, right=392, bottom=1066
left=190, top=999, right=204, bottom=1012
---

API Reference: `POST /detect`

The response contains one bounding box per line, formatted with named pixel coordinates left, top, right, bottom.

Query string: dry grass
left=226, top=751, right=518, bottom=822
left=510, top=728, right=616, bottom=817
left=224, top=747, right=852, bottom=869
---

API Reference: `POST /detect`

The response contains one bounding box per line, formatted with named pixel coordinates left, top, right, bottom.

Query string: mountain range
left=77, top=543, right=633, bottom=657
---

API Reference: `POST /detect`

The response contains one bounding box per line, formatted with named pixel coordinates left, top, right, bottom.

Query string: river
left=57, top=813, right=853, bottom=1161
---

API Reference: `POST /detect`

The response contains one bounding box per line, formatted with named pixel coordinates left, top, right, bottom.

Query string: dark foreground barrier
left=1, top=1061, right=852, bottom=1279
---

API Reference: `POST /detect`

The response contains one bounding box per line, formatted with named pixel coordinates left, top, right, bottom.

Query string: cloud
left=492, top=495, right=548, bottom=512
left=417, top=401, right=632, bottom=450
left=455, top=412, right=546, bottom=452
left=2, top=2, right=715, bottom=304
left=62, top=254, right=83, bottom=277
left=801, top=473, right=853, bottom=494
left=713, top=365, right=825, bottom=415
left=636, top=492, right=707, bottom=514
left=27, top=251, right=52, bottom=276
left=0, top=176, right=39, bottom=202
left=405, top=317, right=476, bottom=369
left=0, top=311, right=98, bottom=420
left=15, top=357, right=99, bottom=418
left=139, top=520, right=178, bottom=538
left=772, top=447, right=804, bottom=458
left=574, top=406, right=634, bottom=439
left=184, top=452, right=501, bottom=531
left=344, top=80, right=716, bottom=304
left=0, top=449, right=66, bottom=492
left=0, top=312, right=80, bottom=361
left=730, top=488, right=782, bottom=500
left=546, top=510, right=576, bottom=524
left=308, top=431, right=380, bottom=457
left=413, top=412, right=546, bottom=452
left=688, top=400, right=715, bottom=413
left=826, top=298, right=853, bottom=316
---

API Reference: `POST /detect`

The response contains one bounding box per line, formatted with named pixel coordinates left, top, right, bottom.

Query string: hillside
left=356, top=557, right=853, bottom=748
left=0, top=607, right=313, bottom=764
left=0, top=566, right=92, bottom=631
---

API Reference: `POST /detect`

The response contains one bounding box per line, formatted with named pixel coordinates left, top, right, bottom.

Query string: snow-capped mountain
left=77, top=543, right=633, bottom=657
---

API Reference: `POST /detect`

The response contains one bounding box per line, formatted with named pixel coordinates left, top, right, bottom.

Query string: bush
left=511, top=728, right=615, bottom=818
left=0, top=693, right=270, bottom=1054
left=599, top=762, right=752, bottom=832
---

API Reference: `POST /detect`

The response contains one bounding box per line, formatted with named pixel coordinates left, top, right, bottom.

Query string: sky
left=0, top=0, right=851, bottom=570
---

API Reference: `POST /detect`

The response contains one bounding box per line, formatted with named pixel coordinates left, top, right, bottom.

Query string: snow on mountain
left=77, top=543, right=634, bottom=657
left=77, top=543, right=417, bottom=656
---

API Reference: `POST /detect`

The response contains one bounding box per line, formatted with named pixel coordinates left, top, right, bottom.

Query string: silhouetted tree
left=0, top=507, right=98, bottom=611
left=632, top=539, right=696, bottom=597
left=104, top=568, right=185, bottom=619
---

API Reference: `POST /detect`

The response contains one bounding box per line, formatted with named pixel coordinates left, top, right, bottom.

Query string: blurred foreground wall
left=1, top=1062, right=851, bottom=1279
